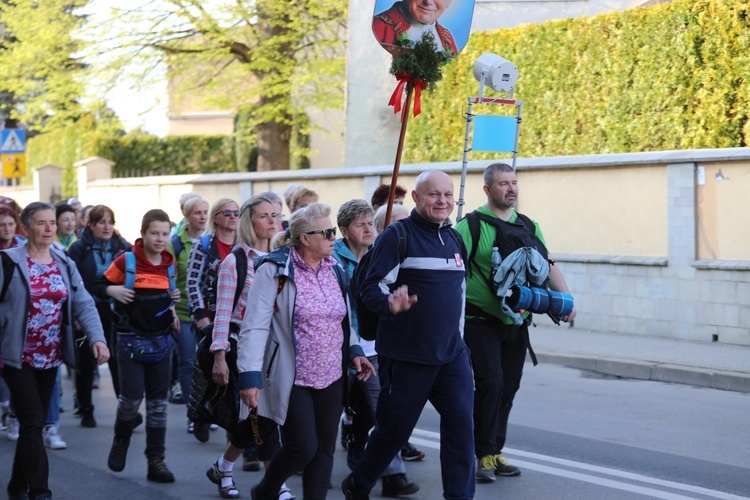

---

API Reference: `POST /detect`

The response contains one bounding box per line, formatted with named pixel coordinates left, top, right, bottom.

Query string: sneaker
left=210, top=423, right=219, bottom=430
left=6, top=416, right=19, bottom=441
left=108, top=437, right=130, bottom=472
left=147, top=456, right=175, bottom=483
left=341, top=473, right=369, bottom=500
left=494, top=453, right=521, bottom=476
left=381, top=473, right=419, bottom=498
left=340, top=414, right=353, bottom=451
left=187, top=421, right=195, bottom=434
left=400, top=442, right=425, bottom=462
left=278, top=485, right=296, bottom=500
left=242, top=451, right=261, bottom=472
left=169, top=382, right=185, bottom=404
left=80, top=405, right=96, bottom=428
left=43, top=425, right=67, bottom=450
left=475, top=455, right=496, bottom=483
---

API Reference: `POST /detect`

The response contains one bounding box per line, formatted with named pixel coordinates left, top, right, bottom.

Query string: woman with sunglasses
left=203, top=194, right=293, bottom=500
left=236, top=202, right=375, bottom=500
left=186, top=198, right=238, bottom=440
left=68, top=205, right=132, bottom=428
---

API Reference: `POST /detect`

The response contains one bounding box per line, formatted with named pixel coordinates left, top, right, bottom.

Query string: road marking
left=409, top=429, right=747, bottom=500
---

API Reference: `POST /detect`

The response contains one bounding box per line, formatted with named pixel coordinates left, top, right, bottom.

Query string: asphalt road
left=1, top=363, right=748, bottom=499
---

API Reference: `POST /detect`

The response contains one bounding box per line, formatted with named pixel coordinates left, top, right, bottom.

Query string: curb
left=533, top=352, right=750, bottom=394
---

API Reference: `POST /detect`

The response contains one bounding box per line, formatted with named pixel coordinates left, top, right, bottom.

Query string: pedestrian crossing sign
left=1, top=154, right=26, bottom=178
left=0, top=129, right=26, bottom=153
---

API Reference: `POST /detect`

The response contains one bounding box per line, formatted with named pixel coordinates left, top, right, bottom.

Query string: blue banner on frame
left=472, top=115, right=517, bottom=153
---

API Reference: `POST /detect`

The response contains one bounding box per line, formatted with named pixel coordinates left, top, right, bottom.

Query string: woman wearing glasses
left=237, top=202, right=375, bottom=500
left=186, top=198, right=238, bottom=440
left=203, top=194, right=292, bottom=499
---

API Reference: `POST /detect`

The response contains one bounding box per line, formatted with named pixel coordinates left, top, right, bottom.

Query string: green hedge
left=94, top=135, right=238, bottom=177
left=404, top=0, right=750, bottom=162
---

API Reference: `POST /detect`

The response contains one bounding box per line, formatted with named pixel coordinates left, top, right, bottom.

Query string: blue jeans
left=45, top=368, right=61, bottom=426
left=175, top=319, right=196, bottom=400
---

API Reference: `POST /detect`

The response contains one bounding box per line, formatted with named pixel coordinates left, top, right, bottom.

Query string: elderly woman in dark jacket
left=67, top=205, right=131, bottom=427
left=0, top=202, right=109, bottom=500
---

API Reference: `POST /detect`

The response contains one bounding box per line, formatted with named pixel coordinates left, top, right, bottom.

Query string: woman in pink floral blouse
left=237, top=202, right=375, bottom=500
left=0, top=202, right=109, bottom=500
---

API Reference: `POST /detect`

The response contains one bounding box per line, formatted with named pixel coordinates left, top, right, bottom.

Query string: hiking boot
left=243, top=451, right=261, bottom=471
left=475, top=455, right=496, bottom=483
left=494, top=453, right=521, bottom=476
left=147, top=456, right=175, bottom=483
left=107, top=437, right=130, bottom=472
left=80, top=405, right=96, bottom=428
left=381, top=473, right=419, bottom=498
left=43, top=425, right=67, bottom=450
left=341, top=474, right=369, bottom=500
left=400, top=442, right=425, bottom=462
left=194, top=422, right=210, bottom=443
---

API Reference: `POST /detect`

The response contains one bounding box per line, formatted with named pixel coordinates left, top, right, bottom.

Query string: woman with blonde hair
left=203, top=194, right=293, bottom=499
left=169, top=196, right=209, bottom=426
left=238, top=202, right=375, bottom=500
left=186, top=197, right=238, bottom=440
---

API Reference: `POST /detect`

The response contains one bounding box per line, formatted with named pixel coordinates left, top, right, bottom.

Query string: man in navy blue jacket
left=342, top=170, right=475, bottom=500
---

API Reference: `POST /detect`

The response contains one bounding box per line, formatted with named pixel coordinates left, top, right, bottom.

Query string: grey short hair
left=483, top=162, right=514, bottom=186
left=337, top=199, right=374, bottom=230
left=20, top=202, right=56, bottom=228
left=374, top=204, right=410, bottom=234
left=255, top=191, right=282, bottom=208
left=271, top=202, right=330, bottom=249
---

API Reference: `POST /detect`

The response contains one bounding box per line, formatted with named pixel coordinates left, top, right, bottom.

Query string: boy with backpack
left=94, top=209, right=181, bottom=483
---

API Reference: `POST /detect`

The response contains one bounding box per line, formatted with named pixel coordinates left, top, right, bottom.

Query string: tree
left=97, top=0, right=347, bottom=171
left=0, top=0, right=88, bottom=131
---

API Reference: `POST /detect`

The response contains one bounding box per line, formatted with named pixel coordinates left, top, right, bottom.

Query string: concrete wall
left=3, top=147, right=748, bottom=346
left=345, top=0, right=648, bottom=167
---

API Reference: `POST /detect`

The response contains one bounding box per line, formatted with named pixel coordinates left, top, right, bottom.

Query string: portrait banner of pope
left=372, top=0, right=475, bottom=57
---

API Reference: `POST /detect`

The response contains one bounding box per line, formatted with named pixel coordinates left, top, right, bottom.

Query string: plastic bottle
left=491, top=246, right=502, bottom=274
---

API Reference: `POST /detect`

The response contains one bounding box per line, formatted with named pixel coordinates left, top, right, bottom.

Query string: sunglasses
left=305, top=228, right=337, bottom=239
left=219, top=209, right=240, bottom=217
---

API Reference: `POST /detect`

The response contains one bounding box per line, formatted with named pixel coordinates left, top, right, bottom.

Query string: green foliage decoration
left=390, top=32, right=452, bottom=91
left=403, top=0, right=750, bottom=163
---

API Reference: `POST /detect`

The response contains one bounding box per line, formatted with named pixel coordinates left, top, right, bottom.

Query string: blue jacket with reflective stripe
left=360, top=209, right=467, bottom=365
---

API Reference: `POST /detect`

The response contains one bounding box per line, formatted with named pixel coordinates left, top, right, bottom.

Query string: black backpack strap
left=0, top=252, right=16, bottom=302
left=232, top=247, right=248, bottom=311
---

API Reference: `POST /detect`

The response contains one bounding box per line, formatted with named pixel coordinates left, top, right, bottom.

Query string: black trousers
left=257, top=378, right=343, bottom=500
left=3, top=364, right=57, bottom=498
left=464, top=317, right=528, bottom=458
left=76, top=302, right=119, bottom=409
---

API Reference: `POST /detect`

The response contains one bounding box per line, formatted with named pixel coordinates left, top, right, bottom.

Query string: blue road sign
left=1, top=129, right=26, bottom=153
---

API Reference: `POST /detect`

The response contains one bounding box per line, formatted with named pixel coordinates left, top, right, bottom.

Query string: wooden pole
left=384, top=85, right=414, bottom=228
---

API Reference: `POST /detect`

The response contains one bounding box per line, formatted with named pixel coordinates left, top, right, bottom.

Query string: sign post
left=0, top=129, right=26, bottom=179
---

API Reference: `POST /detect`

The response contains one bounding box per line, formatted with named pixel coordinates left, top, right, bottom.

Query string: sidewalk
left=528, top=323, right=750, bottom=393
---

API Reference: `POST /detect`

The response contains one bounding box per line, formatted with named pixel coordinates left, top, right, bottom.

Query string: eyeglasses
left=219, top=210, right=240, bottom=217
left=305, top=227, right=336, bottom=239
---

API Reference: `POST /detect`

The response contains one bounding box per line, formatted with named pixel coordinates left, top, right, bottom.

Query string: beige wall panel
left=518, top=166, right=668, bottom=257
left=699, top=161, right=750, bottom=261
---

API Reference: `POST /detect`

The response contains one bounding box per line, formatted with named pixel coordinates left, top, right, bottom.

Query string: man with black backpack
left=455, top=162, right=576, bottom=484
left=343, top=170, right=475, bottom=500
